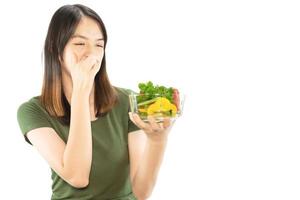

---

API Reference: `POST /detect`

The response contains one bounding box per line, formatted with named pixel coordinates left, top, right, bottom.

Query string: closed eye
left=74, top=43, right=103, bottom=47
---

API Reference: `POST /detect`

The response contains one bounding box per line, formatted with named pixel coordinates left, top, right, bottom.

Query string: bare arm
left=129, top=131, right=167, bottom=200
left=27, top=92, right=92, bottom=188
left=62, top=91, right=92, bottom=187
left=128, top=114, right=173, bottom=199
left=26, top=55, right=100, bottom=188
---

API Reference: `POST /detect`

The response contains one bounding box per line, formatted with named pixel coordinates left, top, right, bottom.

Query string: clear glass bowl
left=129, top=92, right=185, bottom=123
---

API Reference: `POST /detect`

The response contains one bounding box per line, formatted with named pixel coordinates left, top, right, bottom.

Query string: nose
left=83, top=43, right=100, bottom=58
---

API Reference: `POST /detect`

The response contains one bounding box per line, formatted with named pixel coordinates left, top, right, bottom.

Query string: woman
left=17, top=4, right=174, bottom=200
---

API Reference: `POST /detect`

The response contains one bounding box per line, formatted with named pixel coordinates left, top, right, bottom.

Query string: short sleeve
left=128, top=116, right=140, bottom=133
left=119, top=88, right=141, bottom=133
left=17, top=101, right=53, bottom=145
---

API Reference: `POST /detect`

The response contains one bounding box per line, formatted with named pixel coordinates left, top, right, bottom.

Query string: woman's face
left=61, top=17, right=105, bottom=74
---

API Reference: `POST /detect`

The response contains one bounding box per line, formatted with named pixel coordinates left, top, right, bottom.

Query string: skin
left=60, top=16, right=105, bottom=120
left=26, top=16, right=175, bottom=200
left=128, top=114, right=174, bottom=199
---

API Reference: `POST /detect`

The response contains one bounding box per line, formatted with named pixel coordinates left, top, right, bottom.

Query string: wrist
left=71, top=91, right=89, bottom=105
left=72, top=87, right=90, bottom=98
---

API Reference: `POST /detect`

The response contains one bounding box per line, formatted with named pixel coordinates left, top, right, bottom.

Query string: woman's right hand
left=66, top=54, right=101, bottom=97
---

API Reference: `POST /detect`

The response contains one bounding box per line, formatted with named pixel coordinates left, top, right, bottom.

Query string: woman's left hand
left=129, top=112, right=175, bottom=142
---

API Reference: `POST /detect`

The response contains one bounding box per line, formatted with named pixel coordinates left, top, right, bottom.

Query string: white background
left=0, top=0, right=300, bottom=199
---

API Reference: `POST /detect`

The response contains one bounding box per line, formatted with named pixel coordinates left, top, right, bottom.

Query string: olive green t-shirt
left=17, top=87, right=140, bottom=200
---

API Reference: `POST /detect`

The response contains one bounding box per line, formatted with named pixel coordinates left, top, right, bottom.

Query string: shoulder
left=17, top=96, right=53, bottom=143
left=114, top=86, right=135, bottom=96
left=111, top=86, right=137, bottom=114
left=17, top=96, right=48, bottom=119
left=113, top=86, right=136, bottom=102
left=17, top=96, right=41, bottom=113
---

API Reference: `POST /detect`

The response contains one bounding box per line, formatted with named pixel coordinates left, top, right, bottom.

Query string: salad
left=133, top=81, right=180, bottom=119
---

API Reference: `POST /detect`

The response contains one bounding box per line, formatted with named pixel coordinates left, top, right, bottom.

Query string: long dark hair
left=41, top=4, right=118, bottom=125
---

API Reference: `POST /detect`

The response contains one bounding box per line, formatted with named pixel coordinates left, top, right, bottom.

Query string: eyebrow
left=71, top=34, right=104, bottom=41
